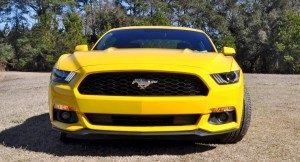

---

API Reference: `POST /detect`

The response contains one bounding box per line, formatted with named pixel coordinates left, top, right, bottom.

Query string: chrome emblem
left=132, top=79, right=158, bottom=89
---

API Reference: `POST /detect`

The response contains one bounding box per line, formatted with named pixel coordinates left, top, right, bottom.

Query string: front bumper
left=49, top=64, right=244, bottom=135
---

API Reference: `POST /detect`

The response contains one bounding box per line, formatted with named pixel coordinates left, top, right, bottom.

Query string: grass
left=0, top=72, right=299, bottom=161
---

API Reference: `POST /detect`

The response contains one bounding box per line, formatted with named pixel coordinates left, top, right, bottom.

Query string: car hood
left=56, top=48, right=233, bottom=73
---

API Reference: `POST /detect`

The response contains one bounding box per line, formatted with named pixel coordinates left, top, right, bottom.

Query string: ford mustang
left=49, top=26, right=251, bottom=143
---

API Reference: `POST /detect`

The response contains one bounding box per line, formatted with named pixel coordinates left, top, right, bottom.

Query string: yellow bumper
left=49, top=64, right=244, bottom=134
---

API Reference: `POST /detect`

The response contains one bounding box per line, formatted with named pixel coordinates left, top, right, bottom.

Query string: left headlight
left=51, top=68, right=76, bottom=83
left=211, top=70, right=240, bottom=84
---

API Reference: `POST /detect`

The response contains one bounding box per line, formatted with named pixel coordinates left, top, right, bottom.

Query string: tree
left=60, top=12, right=87, bottom=53
left=275, top=10, right=300, bottom=73
left=0, top=28, right=14, bottom=70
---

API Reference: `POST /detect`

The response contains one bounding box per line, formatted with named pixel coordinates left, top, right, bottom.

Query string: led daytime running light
left=65, top=72, right=76, bottom=82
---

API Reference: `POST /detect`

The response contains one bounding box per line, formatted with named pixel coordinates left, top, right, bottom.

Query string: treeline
left=0, top=0, right=299, bottom=73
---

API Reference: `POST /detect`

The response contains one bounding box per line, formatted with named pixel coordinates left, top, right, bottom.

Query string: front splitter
left=53, top=127, right=235, bottom=141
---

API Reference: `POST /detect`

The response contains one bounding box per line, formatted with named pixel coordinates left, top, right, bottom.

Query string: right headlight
left=51, top=68, right=76, bottom=83
left=211, top=70, right=240, bottom=84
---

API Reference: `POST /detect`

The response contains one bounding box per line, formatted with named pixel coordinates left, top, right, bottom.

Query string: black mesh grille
left=78, top=72, right=208, bottom=96
left=85, top=114, right=200, bottom=126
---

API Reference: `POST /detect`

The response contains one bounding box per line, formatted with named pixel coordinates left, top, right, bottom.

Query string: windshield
left=93, top=29, right=216, bottom=52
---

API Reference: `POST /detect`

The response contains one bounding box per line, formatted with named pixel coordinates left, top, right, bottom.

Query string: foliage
left=0, top=39, right=14, bottom=70
left=0, top=0, right=299, bottom=73
left=275, top=10, right=300, bottom=73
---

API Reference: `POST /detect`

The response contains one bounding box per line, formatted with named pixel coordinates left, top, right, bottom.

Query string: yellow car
left=49, top=26, right=251, bottom=143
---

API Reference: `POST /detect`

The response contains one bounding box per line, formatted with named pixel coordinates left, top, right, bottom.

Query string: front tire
left=220, top=88, right=252, bottom=143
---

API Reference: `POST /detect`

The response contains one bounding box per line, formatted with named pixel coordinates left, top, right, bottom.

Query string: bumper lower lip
left=53, top=127, right=235, bottom=140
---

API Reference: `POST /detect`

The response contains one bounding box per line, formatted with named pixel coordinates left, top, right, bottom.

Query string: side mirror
left=75, top=45, right=89, bottom=52
left=223, top=47, right=236, bottom=56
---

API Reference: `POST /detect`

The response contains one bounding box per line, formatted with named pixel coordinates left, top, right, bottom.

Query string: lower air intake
left=85, top=114, right=200, bottom=126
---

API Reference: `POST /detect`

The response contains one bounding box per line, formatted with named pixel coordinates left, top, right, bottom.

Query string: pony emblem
left=132, top=79, right=158, bottom=89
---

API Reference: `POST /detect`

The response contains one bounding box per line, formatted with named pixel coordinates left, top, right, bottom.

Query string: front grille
left=85, top=114, right=200, bottom=126
left=78, top=72, right=208, bottom=96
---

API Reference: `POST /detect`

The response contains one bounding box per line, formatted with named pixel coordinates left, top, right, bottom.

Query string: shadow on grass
left=0, top=113, right=216, bottom=156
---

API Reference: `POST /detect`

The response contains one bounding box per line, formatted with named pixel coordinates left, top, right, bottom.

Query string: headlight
left=211, top=70, right=240, bottom=84
left=51, top=68, right=76, bottom=83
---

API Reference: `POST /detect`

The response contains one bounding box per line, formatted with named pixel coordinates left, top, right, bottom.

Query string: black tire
left=60, top=132, right=70, bottom=143
left=220, top=88, right=252, bottom=143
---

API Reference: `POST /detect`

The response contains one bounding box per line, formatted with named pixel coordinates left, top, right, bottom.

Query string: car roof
left=109, top=26, right=205, bottom=33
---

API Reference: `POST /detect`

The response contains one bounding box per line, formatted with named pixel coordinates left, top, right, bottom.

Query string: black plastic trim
left=53, top=127, right=236, bottom=140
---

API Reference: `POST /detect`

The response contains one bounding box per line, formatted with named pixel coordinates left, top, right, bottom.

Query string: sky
left=0, top=5, right=36, bottom=30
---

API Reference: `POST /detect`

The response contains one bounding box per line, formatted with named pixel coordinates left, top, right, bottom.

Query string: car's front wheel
left=219, top=88, right=252, bottom=143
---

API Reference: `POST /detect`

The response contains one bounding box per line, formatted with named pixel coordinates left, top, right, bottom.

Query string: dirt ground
left=0, top=72, right=299, bottom=161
